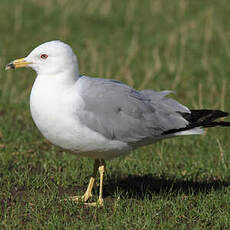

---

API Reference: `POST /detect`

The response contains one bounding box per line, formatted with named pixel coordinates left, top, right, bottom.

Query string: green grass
left=1, top=0, right=230, bottom=229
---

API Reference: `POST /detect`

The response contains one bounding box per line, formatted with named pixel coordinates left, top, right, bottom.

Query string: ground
left=0, top=0, right=230, bottom=229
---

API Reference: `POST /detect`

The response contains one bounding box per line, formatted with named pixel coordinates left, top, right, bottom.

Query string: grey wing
left=77, top=77, right=190, bottom=144
left=140, top=89, right=190, bottom=113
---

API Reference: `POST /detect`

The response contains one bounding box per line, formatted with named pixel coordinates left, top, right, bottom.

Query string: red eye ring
left=40, top=54, right=48, bottom=59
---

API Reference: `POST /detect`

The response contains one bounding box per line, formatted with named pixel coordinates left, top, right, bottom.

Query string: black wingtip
left=163, top=109, right=230, bottom=135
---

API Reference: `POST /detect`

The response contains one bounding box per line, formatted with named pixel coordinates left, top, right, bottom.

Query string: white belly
left=30, top=76, right=131, bottom=159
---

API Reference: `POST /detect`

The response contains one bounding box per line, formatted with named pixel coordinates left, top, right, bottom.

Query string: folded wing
left=77, top=77, right=191, bottom=145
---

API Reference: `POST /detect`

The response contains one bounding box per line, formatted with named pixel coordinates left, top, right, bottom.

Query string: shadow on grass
left=103, top=174, right=230, bottom=199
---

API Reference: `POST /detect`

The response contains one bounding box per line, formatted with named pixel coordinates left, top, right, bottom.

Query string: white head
left=6, top=40, right=79, bottom=77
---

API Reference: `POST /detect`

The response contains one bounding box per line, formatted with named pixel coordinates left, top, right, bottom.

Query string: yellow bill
left=5, top=58, right=32, bottom=70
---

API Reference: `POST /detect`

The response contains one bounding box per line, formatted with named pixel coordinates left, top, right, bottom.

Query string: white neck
left=29, top=69, right=79, bottom=142
left=36, top=68, right=79, bottom=88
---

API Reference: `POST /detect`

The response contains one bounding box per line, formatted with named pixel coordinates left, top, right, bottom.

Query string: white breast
left=30, top=75, right=131, bottom=159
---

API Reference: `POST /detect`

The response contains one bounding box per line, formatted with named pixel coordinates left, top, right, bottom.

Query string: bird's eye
left=40, top=54, right=48, bottom=59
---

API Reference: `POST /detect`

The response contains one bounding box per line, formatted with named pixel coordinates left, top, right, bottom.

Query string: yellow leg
left=84, top=160, right=106, bottom=207
left=69, top=159, right=99, bottom=202
left=97, top=160, right=105, bottom=206
left=82, top=159, right=100, bottom=201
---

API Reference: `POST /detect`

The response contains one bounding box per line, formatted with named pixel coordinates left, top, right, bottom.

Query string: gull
left=6, top=40, right=230, bottom=206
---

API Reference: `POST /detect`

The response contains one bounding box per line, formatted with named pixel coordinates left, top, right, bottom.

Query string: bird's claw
left=65, top=195, right=103, bottom=207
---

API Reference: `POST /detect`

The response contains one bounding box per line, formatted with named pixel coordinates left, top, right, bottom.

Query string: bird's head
left=6, top=40, right=78, bottom=76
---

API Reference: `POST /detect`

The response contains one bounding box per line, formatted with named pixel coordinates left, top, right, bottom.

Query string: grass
left=0, top=0, right=230, bottom=229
